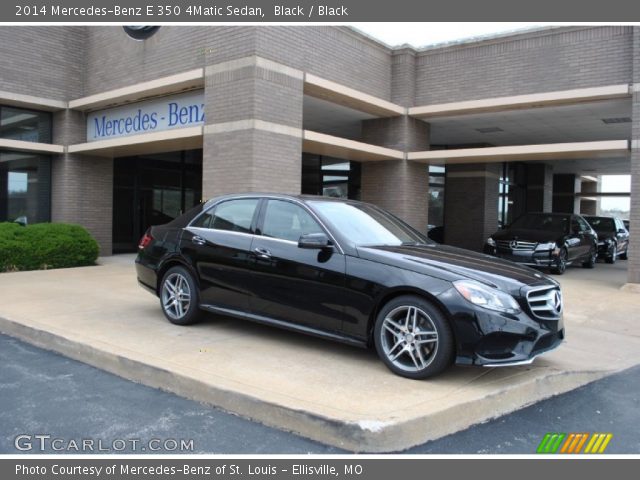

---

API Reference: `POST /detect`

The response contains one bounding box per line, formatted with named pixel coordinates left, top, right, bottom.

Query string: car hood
left=356, top=243, right=556, bottom=294
left=491, top=228, right=562, bottom=244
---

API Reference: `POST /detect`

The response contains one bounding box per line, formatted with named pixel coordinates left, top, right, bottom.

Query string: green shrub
left=0, top=222, right=99, bottom=272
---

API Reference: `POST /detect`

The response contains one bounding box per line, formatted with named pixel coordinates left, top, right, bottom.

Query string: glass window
left=262, top=200, right=324, bottom=242
left=0, top=152, right=51, bottom=223
left=310, top=200, right=430, bottom=247
left=585, top=216, right=614, bottom=233
left=0, top=106, right=52, bottom=143
left=191, top=209, right=214, bottom=228
left=511, top=213, right=569, bottom=233
left=210, top=199, right=258, bottom=233
left=428, top=165, right=445, bottom=228
left=576, top=216, right=592, bottom=232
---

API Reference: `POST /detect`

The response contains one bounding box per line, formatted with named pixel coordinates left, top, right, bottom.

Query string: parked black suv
left=584, top=215, right=629, bottom=263
left=484, top=212, right=598, bottom=275
left=136, top=194, right=564, bottom=379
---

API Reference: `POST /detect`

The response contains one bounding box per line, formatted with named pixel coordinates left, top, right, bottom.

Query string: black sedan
left=136, top=194, right=564, bottom=379
left=583, top=215, right=629, bottom=263
left=484, top=212, right=598, bottom=275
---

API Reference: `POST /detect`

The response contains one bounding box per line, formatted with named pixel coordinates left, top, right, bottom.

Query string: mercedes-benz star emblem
left=510, top=240, right=518, bottom=249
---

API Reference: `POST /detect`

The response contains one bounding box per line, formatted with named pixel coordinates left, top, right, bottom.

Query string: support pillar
left=444, top=163, right=500, bottom=251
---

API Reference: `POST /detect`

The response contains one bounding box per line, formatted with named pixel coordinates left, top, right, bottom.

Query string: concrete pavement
left=1, top=256, right=639, bottom=452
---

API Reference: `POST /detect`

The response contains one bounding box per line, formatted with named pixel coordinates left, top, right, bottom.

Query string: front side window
left=207, top=199, right=259, bottom=233
left=0, top=151, right=51, bottom=223
left=262, top=200, right=324, bottom=242
left=576, top=216, right=592, bottom=232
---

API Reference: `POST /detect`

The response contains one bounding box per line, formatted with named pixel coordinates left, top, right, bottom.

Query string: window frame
left=256, top=198, right=327, bottom=244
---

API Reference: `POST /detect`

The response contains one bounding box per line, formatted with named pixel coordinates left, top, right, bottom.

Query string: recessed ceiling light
left=475, top=127, right=504, bottom=133
left=601, top=117, right=631, bottom=124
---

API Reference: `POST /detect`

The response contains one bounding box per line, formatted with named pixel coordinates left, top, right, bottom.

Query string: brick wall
left=628, top=27, right=640, bottom=283
left=415, top=26, right=633, bottom=105
left=0, top=26, right=84, bottom=100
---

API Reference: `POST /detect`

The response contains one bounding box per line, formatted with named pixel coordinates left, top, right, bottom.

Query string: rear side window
left=193, top=199, right=259, bottom=233
left=262, top=200, right=324, bottom=242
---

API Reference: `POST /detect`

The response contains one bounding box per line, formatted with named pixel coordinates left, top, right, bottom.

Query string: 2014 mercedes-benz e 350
left=136, top=194, right=564, bottom=379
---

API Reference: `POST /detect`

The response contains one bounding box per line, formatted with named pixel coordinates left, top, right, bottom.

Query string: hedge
left=0, top=222, right=99, bottom=272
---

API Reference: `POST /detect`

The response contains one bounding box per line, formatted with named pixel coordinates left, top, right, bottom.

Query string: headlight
left=487, top=237, right=496, bottom=247
left=535, top=242, right=556, bottom=251
left=453, top=280, right=521, bottom=314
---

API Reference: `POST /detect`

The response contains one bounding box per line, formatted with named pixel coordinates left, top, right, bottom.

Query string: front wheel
left=551, top=247, right=568, bottom=275
left=582, top=244, right=597, bottom=269
left=374, top=295, right=454, bottom=380
left=160, top=266, right=203, bottom=325
left=605, top=242, right=617, bottom=264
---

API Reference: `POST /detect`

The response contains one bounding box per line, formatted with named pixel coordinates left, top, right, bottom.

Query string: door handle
left=253, top=247, right=272, bottom=260
left=192, top=235, right=206, bottom=246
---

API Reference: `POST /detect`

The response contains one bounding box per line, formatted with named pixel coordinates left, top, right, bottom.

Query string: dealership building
left=1, top=25, right=639, bottom=282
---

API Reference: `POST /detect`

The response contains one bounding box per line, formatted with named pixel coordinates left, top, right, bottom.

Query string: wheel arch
left=156, top=256, right=199, bottom=295
left=366, top=287, right=455, bottom=347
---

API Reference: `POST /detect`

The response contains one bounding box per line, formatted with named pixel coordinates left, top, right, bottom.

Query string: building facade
left=0, top=25, right=638, bottom=282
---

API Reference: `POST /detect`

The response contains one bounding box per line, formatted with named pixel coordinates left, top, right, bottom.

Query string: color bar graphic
left=537, top=433, right=612, bottom=454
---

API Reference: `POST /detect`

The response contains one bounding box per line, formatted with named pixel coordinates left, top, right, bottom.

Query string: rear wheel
left=374, top=295, right=454, bottom=380
left=159, top=266, right=203, bottom=325
left=582, top=244, right=597, bottom=269
left=605, top=242, right=617, bottom=264
left=551, top=247, right=568, bottom=275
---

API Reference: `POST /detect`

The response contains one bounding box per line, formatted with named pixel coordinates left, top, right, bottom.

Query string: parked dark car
left=584, top=215, right=629, bottom=263
left=484, top=212, right=598, bottom=275
left=136, top=194, right=564, bottom=379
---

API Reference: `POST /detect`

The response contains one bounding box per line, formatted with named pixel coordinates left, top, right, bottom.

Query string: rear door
left=181, top=198, right=260, bottom=312
left=575, top=215, right=595, bottom=259
left=247, top=199, right=347, bottom=333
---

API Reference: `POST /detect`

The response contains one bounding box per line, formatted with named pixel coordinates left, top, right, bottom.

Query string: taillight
left=138, top=231, right=153, bottom=250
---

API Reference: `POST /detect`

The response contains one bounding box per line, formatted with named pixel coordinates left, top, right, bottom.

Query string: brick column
left=526, top=163, right=553, bottom=213
left=627, top=27, right=640, bottom=284
left=360, top=116, right=430, bottom=232
left=552, top=174, right=581, bottom=213
left=444, top=163, right=500, bottom=251
left=202, top=57, right=304, bottom=198
left=51, top=109, right=113, bottom=255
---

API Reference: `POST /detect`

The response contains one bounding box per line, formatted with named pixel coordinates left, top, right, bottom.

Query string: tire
left=551, top=247, right=568, bottom=275
left=374, top=295, right=454, bottom=380
left=159, top=266, right=203, bottom=325
left=605, top=242, right=617, bottom=264
left=582, top=244, right=597, bottom=269
left=620, top=247, right=628, bottom=260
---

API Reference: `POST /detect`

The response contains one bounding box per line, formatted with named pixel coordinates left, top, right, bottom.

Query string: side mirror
left=14, top=216, right=28, bottom=227
left=298, top=232, right=331, bottom=249
left=618, top=228, right=627, bottom=234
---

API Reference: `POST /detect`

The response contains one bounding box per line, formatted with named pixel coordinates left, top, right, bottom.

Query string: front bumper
left=437, top=286, right=565, bottom=367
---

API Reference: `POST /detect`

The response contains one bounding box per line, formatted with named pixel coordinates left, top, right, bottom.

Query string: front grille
left=496, top=240, right=537, bottom=251
left=526, top=286, right=563, bottom=320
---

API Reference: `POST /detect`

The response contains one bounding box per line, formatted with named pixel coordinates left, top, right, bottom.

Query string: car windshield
left=586, top=217, right=615, bottom=232
left=309, top=201, right=431, bottom=247
left=510, top=214, right=569, bottom=233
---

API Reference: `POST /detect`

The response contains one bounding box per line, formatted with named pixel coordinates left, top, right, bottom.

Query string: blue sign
left=87, top=90, right=204, bottom=142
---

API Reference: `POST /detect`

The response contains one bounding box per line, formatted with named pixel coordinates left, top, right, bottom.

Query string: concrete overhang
left=67, top=127, right=203, bottom=157
left=69, top=69, right=205, bottom=112
left=409, top=84, right=631, bottom=119
left=0, top=139, right=64, bottom=155
left=303, top=130, right=404, bottom=162
left=408, top=140, right=629, bottom=164
left=0, top=90, right=66, bottom=111
left=304, top=74, right=405, bottom=118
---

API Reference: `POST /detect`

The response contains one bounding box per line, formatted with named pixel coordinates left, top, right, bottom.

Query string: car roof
left=204, top=192, right=365, bottom=207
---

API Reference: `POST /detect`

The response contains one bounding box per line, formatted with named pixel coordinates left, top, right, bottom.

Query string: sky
left=353, top=23, right=555, bottom=48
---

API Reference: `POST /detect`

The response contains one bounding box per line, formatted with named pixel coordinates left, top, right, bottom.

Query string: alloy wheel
left=555, top=248, right=567, bottom=274
left=161, top=272, right=192, bottom=320
left=379, top=305, right=439, bottom=373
